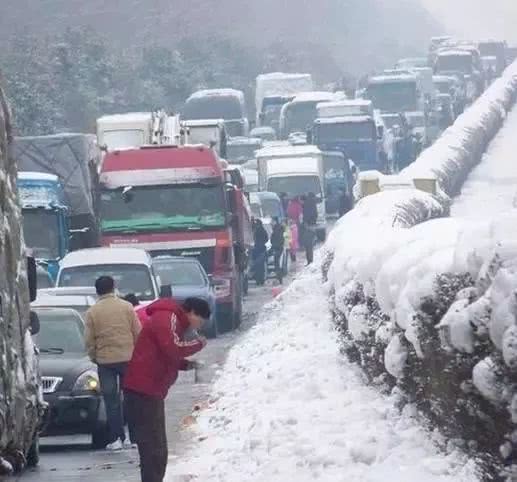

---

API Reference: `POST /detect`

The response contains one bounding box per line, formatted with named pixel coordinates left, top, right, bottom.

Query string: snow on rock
left=167, top=268, right=478, bottom=481
left=384, top=334, right=408, bottom=379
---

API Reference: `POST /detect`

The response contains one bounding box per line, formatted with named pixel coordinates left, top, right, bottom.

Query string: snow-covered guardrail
left=324, top=61, right=517, bottom=478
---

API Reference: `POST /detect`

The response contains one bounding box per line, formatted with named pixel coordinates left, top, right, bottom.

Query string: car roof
left=32, top=294, right=96, bottom=308
left=60, top=247, right=153, bottom=269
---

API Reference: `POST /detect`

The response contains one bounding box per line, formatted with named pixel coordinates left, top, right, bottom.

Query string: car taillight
left=212, top=277, right=232, bottom=299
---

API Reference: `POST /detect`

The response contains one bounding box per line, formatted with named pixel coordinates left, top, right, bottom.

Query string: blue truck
left=312, top=115, right=388, bottom=172
left=13, top=134, right=101, bottom=282
left=17, top=173, right=69, bottom=281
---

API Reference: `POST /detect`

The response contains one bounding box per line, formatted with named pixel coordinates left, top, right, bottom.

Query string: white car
left=56, top=247, right=160, bottom=302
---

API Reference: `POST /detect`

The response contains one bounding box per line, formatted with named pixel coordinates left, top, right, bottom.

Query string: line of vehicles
left=4, top=34, right=513, bottom=471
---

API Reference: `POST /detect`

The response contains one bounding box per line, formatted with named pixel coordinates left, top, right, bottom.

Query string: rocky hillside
left=1, top=0, right=440, bottom=75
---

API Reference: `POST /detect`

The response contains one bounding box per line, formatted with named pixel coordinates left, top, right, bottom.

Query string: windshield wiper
left=40, top=347, right=65, bottom=354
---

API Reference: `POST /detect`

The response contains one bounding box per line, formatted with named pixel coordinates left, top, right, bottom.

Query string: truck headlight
left=73, top=369, right=100, bottom=393
left=212, top=277, right=232, bottom=299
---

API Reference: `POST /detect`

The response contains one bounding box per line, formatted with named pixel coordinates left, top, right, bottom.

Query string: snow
left=368, top=74, right=417, bottom=84
left=96, top=112, right=151, bottom=125
left=256, top=144, right=321, bottom=160
left=188, top=88, right=245, bottom=101
left=17, top=171, right=58, bottom=182
left=167, top=268, right=478, bottom=481
left=289, top=91, right=339, bottom=103
left=384, top=334, right=408, bottom=379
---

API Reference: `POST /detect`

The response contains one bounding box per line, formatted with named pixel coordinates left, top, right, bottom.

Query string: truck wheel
left=91, top=423, right=110, bottom=450
left=26, top=434, right=40, bottom=467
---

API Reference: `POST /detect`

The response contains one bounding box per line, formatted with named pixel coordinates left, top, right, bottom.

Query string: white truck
left=97, top=111, right=182, bottom=151
left=256, top=145, right=326, bottom=240
left=182, top=119, right=228, bottom=159
left=255, top=73, right=314, bottom=131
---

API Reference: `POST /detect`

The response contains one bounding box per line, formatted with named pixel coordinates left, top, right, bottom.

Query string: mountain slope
left=1, top=0, right=440, bottom=75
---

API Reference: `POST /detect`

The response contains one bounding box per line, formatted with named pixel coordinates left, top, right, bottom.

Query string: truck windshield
left=436, top=55, right=473, bottom=74
left=58, top=264, right=155, bottom=301
left=103, top=129, right=145, bottom=150
left=227, top=144, right=259, bottom=163
left=100, top=184, right=226, bottom=233
left=316, top=121, right=376, bottom=143
left=367, top=81, right=418, bottom=112
left=268, top=176, right=321, bottom=198
left=22, top=209, right=60, bottom=260
left=283, top=102, right=318, bottom=136
left=182, top=96, right=243, bottom=121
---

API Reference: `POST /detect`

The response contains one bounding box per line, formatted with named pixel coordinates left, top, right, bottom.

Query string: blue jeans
left=97, top=362, right=128, bottom=443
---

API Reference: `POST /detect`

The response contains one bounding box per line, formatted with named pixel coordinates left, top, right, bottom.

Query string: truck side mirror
left=27, top=256, right=37, bottom=302
left=29, top=310, right=40, bottom=335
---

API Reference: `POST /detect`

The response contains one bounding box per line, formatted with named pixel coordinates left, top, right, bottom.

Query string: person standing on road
left=303, top=192, right=318, bottom=226
left=302, top=222, right=316, bottom=265
left=270, top=217, right=285, bottom=277
left=287, top=196, right=303, bottom=225
left=123, top=297, right=209, bottom=482
left=252, top=218, right=269, bottom=285
left=85, top=276, right=142, bottom=450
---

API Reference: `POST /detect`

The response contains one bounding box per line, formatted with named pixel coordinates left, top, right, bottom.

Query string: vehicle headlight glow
left=73, top=369, right=100, bottom=393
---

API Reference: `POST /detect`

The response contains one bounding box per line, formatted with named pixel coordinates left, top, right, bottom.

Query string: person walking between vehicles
left=123, top=297, right=209, bottom=482
left=302, top=222, right=316, bottom=265
left=303, top=192, right=318, bottom=227
left=287, top=196, right=303, bottom=225
left=288, top=219, right=299, bottom=262
left=270, top=217, right=285, bottom=279
left=85, top=276, right=142, bottom=450
left=252, top=218, right=269, bottom=285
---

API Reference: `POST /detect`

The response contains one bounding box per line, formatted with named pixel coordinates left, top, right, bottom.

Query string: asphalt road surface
left=14, top=257, right=306, bottom=482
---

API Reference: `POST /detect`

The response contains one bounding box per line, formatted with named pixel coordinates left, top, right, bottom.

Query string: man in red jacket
left=123, top=297, right=210, bottom=482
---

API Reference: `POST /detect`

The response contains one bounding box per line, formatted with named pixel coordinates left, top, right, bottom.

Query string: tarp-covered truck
left=12, top=134, right=101, bottom=255
left=0, top=78, right=43, bottom=475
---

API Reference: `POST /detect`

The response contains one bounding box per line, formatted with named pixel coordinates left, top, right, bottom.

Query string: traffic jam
left=15, top=36, right=511, bottom=476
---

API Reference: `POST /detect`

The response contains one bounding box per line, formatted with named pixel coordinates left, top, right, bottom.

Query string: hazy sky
left=421, top=0, right=517, bottom=43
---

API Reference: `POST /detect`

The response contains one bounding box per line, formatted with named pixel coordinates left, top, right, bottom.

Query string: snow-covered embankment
left=324, top=61, right=517, bottom=477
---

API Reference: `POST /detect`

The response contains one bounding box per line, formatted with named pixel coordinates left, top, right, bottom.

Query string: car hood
left=39, top=353, right=94, bottom=382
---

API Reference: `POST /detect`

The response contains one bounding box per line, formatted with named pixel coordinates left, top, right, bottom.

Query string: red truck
left=99, top=145, right=252, bottom=332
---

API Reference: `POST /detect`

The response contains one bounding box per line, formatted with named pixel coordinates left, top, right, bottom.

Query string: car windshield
left=182, top=96, right=243, bottom=120
left=267, top=176, right=321, bottom=198
left=260, top=198, right=283, bottom=218
left=22, top=209, right=60, bottom=260
left=436, top=55, right=473, bottom=74
left=316, top=121, right=376, bottom=143
left=34, top=309, right=85, bottom=354
left=103, top=129, right=145, bottom=150
left=227, top=144, right=259, bottom=163
left=100, top=184, right=226, bottom=233
left=323, top=155, right=347, bottom=179
left=59, top=264, right=155, bottom=301
left=367, top=81, right=418, bottom=112
left=153, top=261, right=206, bottom=287
left=283, top=102, right=319, bottom=136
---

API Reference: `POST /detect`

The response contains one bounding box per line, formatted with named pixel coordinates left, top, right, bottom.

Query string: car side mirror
left=159, top=285, right=173, bottom=298
left=30, top=310, right=40, bottom=335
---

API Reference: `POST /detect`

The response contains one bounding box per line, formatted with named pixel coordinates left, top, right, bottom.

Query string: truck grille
left=41, top=376, right=63, bottom=394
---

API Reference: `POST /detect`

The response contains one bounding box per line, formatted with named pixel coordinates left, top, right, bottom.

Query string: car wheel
left=26, top=433, right=40, bottom=467
left=91, top=423, right=110, bottom=450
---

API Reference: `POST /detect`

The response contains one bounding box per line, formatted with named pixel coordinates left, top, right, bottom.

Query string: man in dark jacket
left=270, top=217, right=285, bottom=276
left=252, top=218, right=269, bottom=285
left=123, top=297, right=209, bottom=482
left=302, top=192, right=318, bottom=226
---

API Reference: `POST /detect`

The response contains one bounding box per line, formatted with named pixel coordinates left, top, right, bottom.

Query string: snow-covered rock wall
left=324, top=61, right=517, bottom=478
left=0, top=79, right=42, bottom=474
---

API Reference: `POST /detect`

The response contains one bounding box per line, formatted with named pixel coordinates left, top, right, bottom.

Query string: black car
left=32, top=307, right=109, bottom=448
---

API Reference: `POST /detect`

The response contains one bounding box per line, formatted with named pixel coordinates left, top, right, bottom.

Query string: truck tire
left=26, top=434, right=40, bottom=467
left=91, top=423, right=110, bottom=450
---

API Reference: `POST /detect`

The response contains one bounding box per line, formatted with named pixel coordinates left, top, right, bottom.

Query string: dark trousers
left=125, top=390, right=167, bottom=482
left=272, top=247, right=283, bottom=271
left=304, top=241, right=314, bottom=264
left=97, top=362, right=129, bottom=443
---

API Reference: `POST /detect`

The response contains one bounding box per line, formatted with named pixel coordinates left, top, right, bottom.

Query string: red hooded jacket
left=123, top=298, right=204, bottom=400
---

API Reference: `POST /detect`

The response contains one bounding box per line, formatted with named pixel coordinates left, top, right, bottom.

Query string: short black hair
left=95, top=276, right=115, bottom=296
left=182, top=297, right=211, bottom=320
left=123, top=293, right=140, bottom=306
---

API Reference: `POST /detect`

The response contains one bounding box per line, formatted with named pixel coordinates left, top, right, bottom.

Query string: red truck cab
left=99, top=145, right=249, bottom=332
